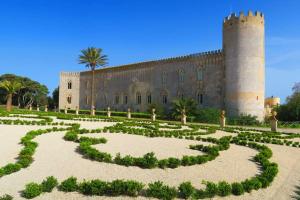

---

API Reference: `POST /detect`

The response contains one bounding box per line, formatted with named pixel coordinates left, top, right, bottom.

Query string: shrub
left=58, top=177, right=78, bottom=192
left=64, top=131, right=78, bottom=141
left=158, top=159, right=169, bottom=169
left=114, top=154, right=134, bottom=166
left=167, top=157, right=181, bottom=168
left=2, top=164, right=22, bottom=175
left=78, top=180, right=108, bottom=195
left=22, top=183, right=42, bottom=199
left=217, top=181, right=231, bottom=196
left=204, top=181, right=218, bottom=198
left=108, top=180, right=144, bottom=196
left=178, top=182, right=194, bottom=199
left=0, top=194, right=13, bottom=200
left=231, top=182, right=244, bottom=195
left=41, top=176, right=58, bottom=192
left=146, top=181, right=177, bottom=200
left=135, top=152, right=158, bottom=168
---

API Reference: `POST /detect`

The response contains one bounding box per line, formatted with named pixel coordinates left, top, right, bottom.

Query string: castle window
left=124, top=95, right=128, bottom=104
left=162, top=95, right=168, bottom=104
left=147, top=93, right=152, bottom=104
left=197, top=93, right=203, bottom=105
left=179, top=69, right=184, bottom=83
left=67, top=95, right=72, bottom=104
left=85, top=96, right=89, bottom=105
left=115, top=95, right=119, bottom=105
left=67, top=81, right=72, bottom=89
left=85, top=81, right=89, bottom=89
left=136, top=92, right=141, bottom=105
left=197, top=68, right=203, bottom=81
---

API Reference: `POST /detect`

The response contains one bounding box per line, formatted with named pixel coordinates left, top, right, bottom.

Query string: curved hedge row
left=21, top=142, right=278, bottom=199
left=63, top=128, right=231, bottom=169
left=0, top=124, right=75, bottom=179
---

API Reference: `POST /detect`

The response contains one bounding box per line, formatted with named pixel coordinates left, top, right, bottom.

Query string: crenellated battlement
left=87, top=50, right=224, bottom=73
left=60, top=72, right=80, bottom=77
left=223, top=10, right=264, bottom=28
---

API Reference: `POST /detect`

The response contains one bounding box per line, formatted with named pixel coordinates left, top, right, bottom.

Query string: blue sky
left=0, top=0, right=299, bottom=102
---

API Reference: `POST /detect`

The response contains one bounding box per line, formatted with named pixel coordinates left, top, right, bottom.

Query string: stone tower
left=223, top=11, right=265, bottom=121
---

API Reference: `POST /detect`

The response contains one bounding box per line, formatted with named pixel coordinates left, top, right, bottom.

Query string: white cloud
left=266, top=36, right=300, bottom=46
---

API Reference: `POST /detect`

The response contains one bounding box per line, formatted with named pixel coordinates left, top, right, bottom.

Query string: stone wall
left=78, top=51, right=224, bottom=112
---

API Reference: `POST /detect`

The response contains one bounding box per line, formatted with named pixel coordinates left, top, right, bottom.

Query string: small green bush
left=78, top=180, right=108, bottom=195
left=217, top=181, right=231, bottom=196
left=231, top=182, right=244, bottom=195
left=22, top=183, right=42, bottom=199
left=63, top=131, right=78, bottom=141
left=146, top=181, right=177, bottom=200
left=178, top=182, right=194, bottom=199
left=41, top=176, right=58, bottom=192
left=58, top=177, right=78, bottom=192
left=167, top=157, right=181, bottom=168
left=204, top=181, right=218, bottom=198
left=158, top=159, right=168, bottom=169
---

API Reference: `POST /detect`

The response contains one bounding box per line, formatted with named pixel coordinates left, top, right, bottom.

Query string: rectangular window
left=147, top=95, right=152, bottom=104
left=197, top=69, right=203, bottom=81
left=85, top=96, right=89, bottom=105
left=197, top=94, right=203, bottom=104
left=124, top=96, right=128, bottom=104
left=115, top=96, right=119, bottom=104
left=136, top=95, right=141, bottom=105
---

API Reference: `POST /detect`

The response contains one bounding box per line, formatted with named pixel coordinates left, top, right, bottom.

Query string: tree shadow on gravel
left=292, top=183, right=300, bottom=200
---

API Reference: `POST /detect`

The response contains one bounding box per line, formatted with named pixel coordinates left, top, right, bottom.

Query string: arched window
left=67, top=81, right=72, bottom=89
left=115, top=95, right=119, bottom=104
left=147, top=93, right=152, bottom=104
left=197, top=68, right=203, bottom=81
left=162, top=95, right=168, bottom=104
left=136, top=92, right=141, bottom=104
left=67, top=95, right=72, bottom=104
left=197, top=93, right=203, bottom=105
left=177, top=90, right=184, bottom=99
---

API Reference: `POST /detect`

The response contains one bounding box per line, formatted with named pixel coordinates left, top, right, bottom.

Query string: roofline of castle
left=77, top=49, right=223, bottom=74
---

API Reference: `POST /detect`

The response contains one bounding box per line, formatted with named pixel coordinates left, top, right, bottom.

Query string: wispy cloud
left=266, top=36, right=300, bottom=46
left=267, top=50, right=300, bottom=66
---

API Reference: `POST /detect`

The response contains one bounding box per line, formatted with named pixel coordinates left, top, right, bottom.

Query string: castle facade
left=59, top=11, right=265, bottom=121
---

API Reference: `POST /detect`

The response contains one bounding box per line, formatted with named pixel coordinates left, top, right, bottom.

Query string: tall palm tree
left=79, top=47, right=108, bottom=114
left=0, top=80, right=22, bottom=111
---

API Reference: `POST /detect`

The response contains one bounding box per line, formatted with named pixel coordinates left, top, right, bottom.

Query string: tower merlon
left=223, top=10, right=264, bottom=27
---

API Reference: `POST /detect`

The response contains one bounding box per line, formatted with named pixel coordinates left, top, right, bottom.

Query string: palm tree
left=79, top=47, right=108, bottom=114
left=171, top=98, right=197, bottom=119
left=0, top=80, right=22, bottom=111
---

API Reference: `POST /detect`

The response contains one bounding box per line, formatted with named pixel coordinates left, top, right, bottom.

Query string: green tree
left=171, top=98, right=197, bottom=119
left=277, top=82, right=300, bottom=121
left=48, top=87, right=59, bottom=109
left=79, top=47, right=107, bottom=114
left=0, top=80, right=22, bottom=111
left=0, top=74, right=49, bottom=108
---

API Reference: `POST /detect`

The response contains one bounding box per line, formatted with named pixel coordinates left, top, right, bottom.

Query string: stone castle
left=59, top=11, right=265, bottom=121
